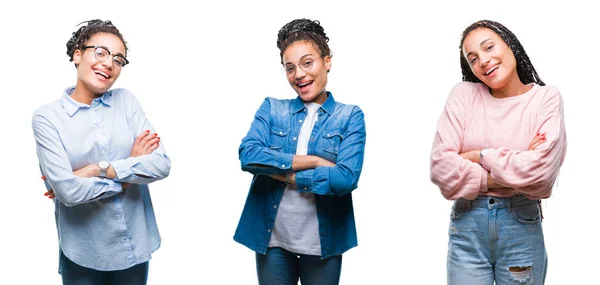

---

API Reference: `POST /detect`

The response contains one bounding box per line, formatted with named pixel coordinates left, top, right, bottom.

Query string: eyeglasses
left=283, top=55, right=324, bottom=76
left=82, top=45, right=129, bottom=68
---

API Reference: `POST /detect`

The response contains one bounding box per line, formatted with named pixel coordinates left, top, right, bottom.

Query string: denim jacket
left=234, top=92, right=366, bottom=259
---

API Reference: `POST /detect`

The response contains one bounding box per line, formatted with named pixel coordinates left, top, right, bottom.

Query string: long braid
left=459, top=20, right=545, bottom=86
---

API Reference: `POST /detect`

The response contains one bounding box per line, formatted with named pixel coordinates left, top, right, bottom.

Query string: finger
left=41, top=175, right=46, bottom=180
left=49, top=194, right=55, bottom=199
left=531, top=137, right=547, bottom=150
left=140, top=132, right=157, bottom=147
left=143, top=136, right=160, bottom=152
left=146, top=141, right=160, bottom=153
left=44, top=189, right=54, bottom=196
left=530, top=134, right=543, bottom=144
left=135, top=130, right=151, bottom=146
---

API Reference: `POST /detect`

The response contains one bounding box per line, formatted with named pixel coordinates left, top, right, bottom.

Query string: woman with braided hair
left=234, top=18, right=366, bottom=285
left=32, top=19, right=171, bottom=284
left=430, top=20, right=567, bottom=284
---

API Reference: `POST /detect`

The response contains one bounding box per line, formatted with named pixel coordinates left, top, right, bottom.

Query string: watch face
left=98, top=161, right=110, bottom=169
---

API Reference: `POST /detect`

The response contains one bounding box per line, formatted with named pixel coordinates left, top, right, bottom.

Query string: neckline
left=482, top=83, right=539, bottom=102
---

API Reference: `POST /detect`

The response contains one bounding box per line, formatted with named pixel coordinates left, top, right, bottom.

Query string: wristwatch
left=479, top=148, right=490, bottom=163
left=98, top=160, right=110, bottom=177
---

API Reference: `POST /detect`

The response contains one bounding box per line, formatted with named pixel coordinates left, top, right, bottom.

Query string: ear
left=73, top=49, right=82, bottom=65
left=324, top=55, right=332, bottom=72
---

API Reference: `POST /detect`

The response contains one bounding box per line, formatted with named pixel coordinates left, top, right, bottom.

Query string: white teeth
left=94, top=70, right=109, bottom=78
left=485, top=66, right=499, bottom=75
left=298, top=81, right=311, bottom=87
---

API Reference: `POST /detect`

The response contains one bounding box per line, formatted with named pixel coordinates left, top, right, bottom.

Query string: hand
left=269, top=173, right=295, bottom=186
left=41, top=175, right=55, bottom=199
left=459, top=150, right=481, bottom=164
left=528, top=133, right=546, bottom=150
left=487, top=173, right=507, bottom=189
left=131, top=130, right=160, bottom=157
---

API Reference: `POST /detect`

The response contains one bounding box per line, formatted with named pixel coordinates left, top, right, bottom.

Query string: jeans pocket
left=450, top=199, right=470, bottom=221
left=511, top=202, right=541, bottom=225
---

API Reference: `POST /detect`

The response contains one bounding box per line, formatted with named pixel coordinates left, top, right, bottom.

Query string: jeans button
left=489, top=198, right=495, bottom=204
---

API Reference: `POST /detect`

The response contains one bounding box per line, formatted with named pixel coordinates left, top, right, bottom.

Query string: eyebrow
left=465, top=38, right=493, bottom=58
left=284, top=53, right=315, bottom=65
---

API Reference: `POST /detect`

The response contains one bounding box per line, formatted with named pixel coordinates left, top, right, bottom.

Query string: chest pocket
left=322, top=129, right=344, bottom=155
left=269, top=126, right=290, bottom=150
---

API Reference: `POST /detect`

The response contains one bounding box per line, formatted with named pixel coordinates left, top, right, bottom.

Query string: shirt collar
left=60, top=86, right=113, bottom=117
left=291, top=91, right=335, bottom=114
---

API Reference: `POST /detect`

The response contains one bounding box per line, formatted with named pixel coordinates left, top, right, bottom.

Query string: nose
left=101, top=55, right=113, bottom=69
left=479, top=54, right=491, bottom=68
left=295, top=66, right=307, bottom=81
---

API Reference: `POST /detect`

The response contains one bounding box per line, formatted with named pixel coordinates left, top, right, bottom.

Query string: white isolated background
left=0, top=0, right=597, bottom=284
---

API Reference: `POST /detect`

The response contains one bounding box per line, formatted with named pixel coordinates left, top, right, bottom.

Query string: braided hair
left=66, top=19, right=127, bottom=67
left=276, top=19, right=331, bottom=64
left=459, top=20, right=545, bottom=86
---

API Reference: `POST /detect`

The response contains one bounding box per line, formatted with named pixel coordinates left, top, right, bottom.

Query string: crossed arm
left=457, top=133, right=547, bottom=189
left=42, top=131, right=160, bottom=199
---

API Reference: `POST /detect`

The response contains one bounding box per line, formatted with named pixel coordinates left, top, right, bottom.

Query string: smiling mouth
left=484, top=65, right=499, bottom=76
left=297, top=81, right=313, bottom=88
left=94, top=69, right=110, bottom=79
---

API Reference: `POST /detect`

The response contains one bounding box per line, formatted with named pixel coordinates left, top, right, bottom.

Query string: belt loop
left=538, top=199, right=544, bottom=220
left=507, top=196, right=513, bottom=213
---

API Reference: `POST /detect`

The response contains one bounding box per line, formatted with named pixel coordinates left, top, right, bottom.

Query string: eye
left=302, top=60, right=313, bottom=68
left=469, top=57, right=477, bottom=65
left=95, top=48, right=109, bottom=59
left=114, top=57, right=126, bottom=67
left=486, top=45, right=495, bottom=51
left=285, top=65, right=295, bottom=73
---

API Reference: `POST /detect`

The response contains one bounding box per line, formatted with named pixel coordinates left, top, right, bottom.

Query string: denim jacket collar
left=291, top=91, right=335, bottom=115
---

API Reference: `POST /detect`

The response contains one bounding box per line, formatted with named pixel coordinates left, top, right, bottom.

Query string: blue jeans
left=256, top=247, right=342, bottom=285
left=447, top=195, right=547, bottom=285
left=60, top=250, right=149, bottom=285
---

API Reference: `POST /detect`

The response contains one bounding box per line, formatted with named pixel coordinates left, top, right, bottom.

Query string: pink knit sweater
left=430, top=82, right=567, bottom=200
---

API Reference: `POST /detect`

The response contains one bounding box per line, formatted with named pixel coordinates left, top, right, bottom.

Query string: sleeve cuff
left=274, top=152, right=294, bottom=171
left=110, top=159, right=132, bottom=180
left=295, top=169, right=314, bottom=192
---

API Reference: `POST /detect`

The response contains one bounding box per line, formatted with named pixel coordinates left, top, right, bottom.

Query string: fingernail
left=41, top=175, right=46, bottom=180
left=146, top=130, right=150, bottom=133
left=158, top=137, right=160, bottom=139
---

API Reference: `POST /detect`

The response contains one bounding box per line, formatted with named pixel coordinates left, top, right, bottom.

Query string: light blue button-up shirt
left=32, top=87, right=171, bottom=271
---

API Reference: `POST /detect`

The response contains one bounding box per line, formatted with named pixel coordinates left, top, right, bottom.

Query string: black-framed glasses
left=283, top=55, right=324, bottom=76
left=82, top=45, right=129, bottom=68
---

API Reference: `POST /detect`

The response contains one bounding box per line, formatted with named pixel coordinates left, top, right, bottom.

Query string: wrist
left=479, top=148, right=490, bottom=164
left=97, top=161, right=110, bottom=178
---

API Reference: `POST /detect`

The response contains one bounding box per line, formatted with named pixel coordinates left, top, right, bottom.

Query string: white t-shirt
left=268, top=102, right=321, bottom=256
